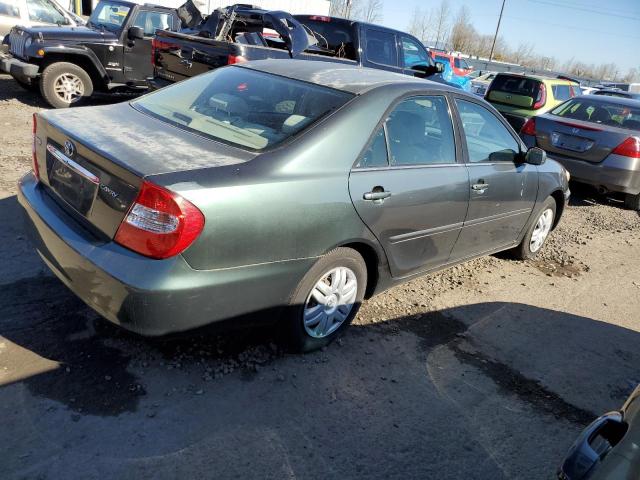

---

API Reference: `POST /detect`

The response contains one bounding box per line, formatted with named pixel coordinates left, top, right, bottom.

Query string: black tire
left=283, top=247, right=367, bottom=353
left=624, top=193, right=640, bottom=211
left=40, top=62, right=93, bottom=109
left=512, top=196, right=557, bottom=260
left=14, top=77, right=39, bottom=92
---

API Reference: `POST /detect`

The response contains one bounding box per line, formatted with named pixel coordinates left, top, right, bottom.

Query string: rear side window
left=552, top=84, right=573, bottom=101
left=0, top=1, right=20, bottom=17
left=132, top=10, right=174, bottom=36
left=133, top=67, right=354, bottom=151
left=357, top=128, right=388, bottom=168
left=296, top=19, right=357, bottom=60
left=365, top=29, right=398, bottom=67
left=385, top=96, right=456, bottom=166
left=456, top=99, right=520, bottom=163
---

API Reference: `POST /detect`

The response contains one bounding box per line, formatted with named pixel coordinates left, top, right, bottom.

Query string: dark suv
left=0, top=0, right=179, bottom=107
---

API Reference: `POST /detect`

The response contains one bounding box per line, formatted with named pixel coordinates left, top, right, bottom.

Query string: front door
left=349, top=95, right=469, bottom=278
left=450, top=97, right=538, bottom=260
left=123, top=9, right=175, bottom=83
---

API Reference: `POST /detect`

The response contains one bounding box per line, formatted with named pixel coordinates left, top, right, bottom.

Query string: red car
left=429, top=51, right=474, bottom=77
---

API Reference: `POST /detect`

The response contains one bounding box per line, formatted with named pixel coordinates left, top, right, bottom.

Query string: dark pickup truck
left=152, top=6, right=446, bottom=88
left=1, top=0, right=180, bottom=108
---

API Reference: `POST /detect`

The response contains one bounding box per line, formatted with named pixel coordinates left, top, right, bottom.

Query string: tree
left=407, top=6, right=433, bottom=42
left=512, top=42, right=534, bottom=65
left=330, top=0, right=357, bottom=19
left=450, top=5, right=476, bottom=53
left=357, top=0, right=383, bottom=23
left=433, top=0, right=451, bottom=49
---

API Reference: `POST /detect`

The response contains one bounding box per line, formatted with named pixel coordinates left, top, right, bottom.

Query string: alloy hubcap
left=303, top=267, right=357, bottom=339
left=530, top=208, right=554, bottom=253
left=53, top=73, right=84, bottom=104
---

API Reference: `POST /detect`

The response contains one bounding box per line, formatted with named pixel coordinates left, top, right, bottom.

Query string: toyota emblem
left=64, top=140, right=75, bottom=157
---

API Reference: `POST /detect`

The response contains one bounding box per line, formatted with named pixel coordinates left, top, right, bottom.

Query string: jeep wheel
left=40, top=62, right=93, bottom=108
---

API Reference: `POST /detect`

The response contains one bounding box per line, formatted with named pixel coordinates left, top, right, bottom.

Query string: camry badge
left=64, top=140, right=75, bottom=157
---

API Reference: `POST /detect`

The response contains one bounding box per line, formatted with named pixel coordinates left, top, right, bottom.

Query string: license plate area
left=551, top=132, right=594, bottom=153
left=47, top=143, right=100, bottom=216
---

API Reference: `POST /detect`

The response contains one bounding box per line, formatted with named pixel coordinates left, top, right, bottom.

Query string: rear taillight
left=520, top=118, right=536, bottom=136
left=612, top=137, right=640, bottom=159
left=32, top=113, right=40, bottom=182
left=309, top=15, right=331, bottom=22
left=227, top=55, right=247, bottom=65
left=533, top=83, right=546, bottom=109
left=114, top=181, right=205, bottom=259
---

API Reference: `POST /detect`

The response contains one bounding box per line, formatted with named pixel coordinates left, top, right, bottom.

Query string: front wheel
left=284, top=247, right=367, bottom=353
left=512, top=197, right=557, bottom=260
left=40, top=62, right=93, bottom=108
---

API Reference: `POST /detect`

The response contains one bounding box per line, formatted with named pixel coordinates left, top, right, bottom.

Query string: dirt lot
left=1, top=74, right=639, bottom=480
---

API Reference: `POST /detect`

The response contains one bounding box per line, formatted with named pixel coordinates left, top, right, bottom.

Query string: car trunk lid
left=36, top=103, right=255, bottom=238
left=534, top=115, right=632, bottom=163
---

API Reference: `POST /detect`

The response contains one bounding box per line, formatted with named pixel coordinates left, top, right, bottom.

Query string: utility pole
left=489, top=0, right=506, bottom=62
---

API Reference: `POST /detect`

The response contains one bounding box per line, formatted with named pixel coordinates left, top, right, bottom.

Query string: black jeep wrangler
left=0, top=0, right=180, bottom=108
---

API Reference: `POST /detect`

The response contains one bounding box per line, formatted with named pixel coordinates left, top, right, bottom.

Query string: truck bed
left=153, top=29, right=356, bottom=84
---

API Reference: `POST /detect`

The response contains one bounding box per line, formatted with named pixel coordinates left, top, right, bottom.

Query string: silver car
left=0, top=0, right=82, bottom=38
left=520, top=95, right=640, bottom=210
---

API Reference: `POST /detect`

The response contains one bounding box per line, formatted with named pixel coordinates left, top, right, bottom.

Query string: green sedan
left=18, top=60, right=570, bottom=352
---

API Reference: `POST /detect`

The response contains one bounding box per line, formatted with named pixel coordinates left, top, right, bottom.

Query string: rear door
left=450, top=96, right=538, bottom=260
left=124, top=8, right=177, bottom=83
left=349, top=94, right=469, bottom=278
left=360, top=26, right=403, bottom=74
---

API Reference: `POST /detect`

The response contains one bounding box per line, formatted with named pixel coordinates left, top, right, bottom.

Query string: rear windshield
left=490, top=75, right=541, bottom=99
left=551, top=98, right=640, bottom=131
left=132, top=67, right=354, bottom=151
left=295, top=19, right=357, bottom=60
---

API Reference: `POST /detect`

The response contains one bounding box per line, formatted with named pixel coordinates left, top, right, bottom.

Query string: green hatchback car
left=18, top=60, right=570, bottom=352
left=486, top=73, right=581, bottom=132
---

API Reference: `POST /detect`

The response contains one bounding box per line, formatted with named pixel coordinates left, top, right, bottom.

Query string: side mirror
left=435, top=61, right=445, bottom=73
left=128, top=26, right=144, bottom=40
left=410, top=62, right=443, bottom=78
left=525, top=147, right=547, bottom=165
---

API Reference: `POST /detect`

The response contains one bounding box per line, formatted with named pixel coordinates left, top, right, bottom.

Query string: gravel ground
left=0, top=73, right=639, bottom=479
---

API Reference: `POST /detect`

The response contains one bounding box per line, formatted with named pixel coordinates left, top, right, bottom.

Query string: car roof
left=574, top=94, right=640, bottom=107
left=238, top=60, right=458, bottom=95
left=494, top=72, right=577, bottom=84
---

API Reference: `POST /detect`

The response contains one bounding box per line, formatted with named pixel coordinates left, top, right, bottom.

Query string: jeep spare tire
left=40, top=62, right=93, bottom=109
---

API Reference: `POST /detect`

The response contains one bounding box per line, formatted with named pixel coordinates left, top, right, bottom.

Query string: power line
left=526, top=0, right=640, bottom=17
left=524, top=0, right=640, bottom=21
left=504, top=14, right=640, bottom=40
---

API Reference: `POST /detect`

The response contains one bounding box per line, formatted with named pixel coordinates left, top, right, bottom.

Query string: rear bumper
left=550, top=153, right=640, bottom=195
left=0, top=52, right=39, bottom=80
left=18, top=173, right=313, bottom=336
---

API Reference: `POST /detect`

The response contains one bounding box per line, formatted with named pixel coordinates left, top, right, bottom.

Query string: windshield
left=551, top=98, right=640, bottom=131
left=26, top=0, right=69, bottom=25
left=132, top=67, right=354, bottom=151
left=88, top=1, right=131, bottom=31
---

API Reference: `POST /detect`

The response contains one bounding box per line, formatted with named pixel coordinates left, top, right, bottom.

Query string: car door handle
left=363, top=190, right=392, bottom=201
left=471, top=183, right=490, bottom=191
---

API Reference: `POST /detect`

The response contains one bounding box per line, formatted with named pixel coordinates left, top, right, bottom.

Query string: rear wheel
left=512, top=196, right=556, bottom=260
left=284, top=247, right=367, bottom=353
left=40, top=62, right=93, bottom=108
left=624, top=193, right=640, bottom=211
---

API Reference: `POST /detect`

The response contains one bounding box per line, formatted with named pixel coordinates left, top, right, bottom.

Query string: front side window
left=385, top=96, right=456, bottom=166
left=26, top=0, right=68, bottom=24
left=88, top=1, right=131, bottom=31
left=365, top=29, right=398, bottom=67
left=401, top=36, right=430, bottom=68
left=456, top=99, right=520, bottom=163
left=133, top=67, right=354, bottom=151
left=132, top=10, right=173, bottom=37
left=0, top=1, right=20, bottom=18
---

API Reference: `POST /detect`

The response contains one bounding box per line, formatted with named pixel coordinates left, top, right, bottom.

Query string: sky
left=380, top=0, right=640, bottom=75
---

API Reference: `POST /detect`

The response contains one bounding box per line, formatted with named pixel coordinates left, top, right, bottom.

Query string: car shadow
left=1, top=270, right=638, bottom=478
left=568, top=181, right=627, bottom=209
